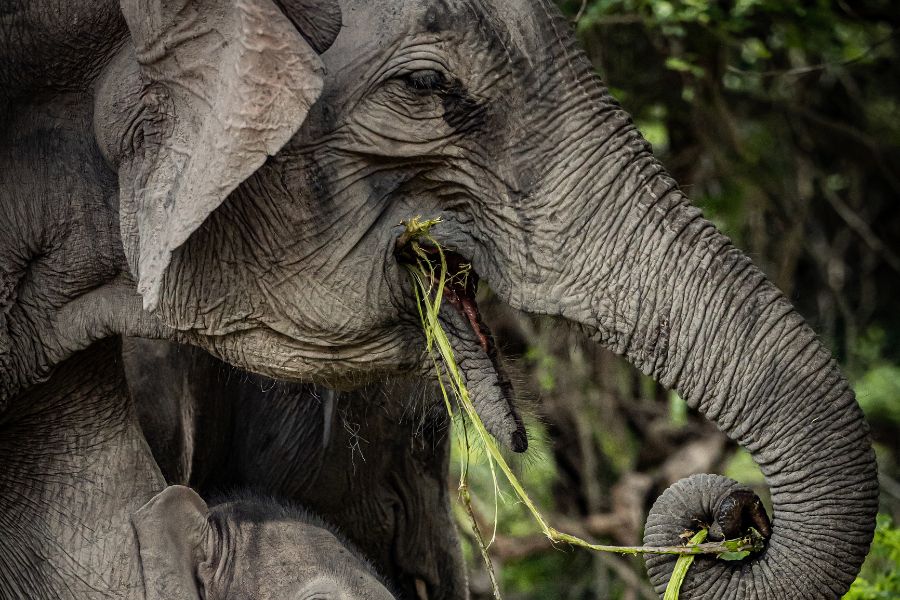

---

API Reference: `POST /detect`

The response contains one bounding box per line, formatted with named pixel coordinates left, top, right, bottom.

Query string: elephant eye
left=404, top=69, right=447, bottom=94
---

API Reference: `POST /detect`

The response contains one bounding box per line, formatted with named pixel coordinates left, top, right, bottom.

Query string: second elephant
left=136, top=485, right=396, bottom=600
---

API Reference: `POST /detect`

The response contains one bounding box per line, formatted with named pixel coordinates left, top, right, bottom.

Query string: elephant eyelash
left=404, top=69, right=448, bottom=94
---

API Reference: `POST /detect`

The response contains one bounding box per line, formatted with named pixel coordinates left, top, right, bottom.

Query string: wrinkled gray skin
left=0, top=0, right=878, bottom=598
left=0, top=339, right=393, bottom=599
left=123, top=337, right=464, bottom=600
left=135, top=486, right=395, bottom=600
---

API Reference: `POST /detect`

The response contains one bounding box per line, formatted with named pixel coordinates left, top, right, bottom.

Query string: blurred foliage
left=843, top=515, right=900, bottom=599
left=853, top=328, right=900, bottom=425
left=457, top=1, right=900, bottom=598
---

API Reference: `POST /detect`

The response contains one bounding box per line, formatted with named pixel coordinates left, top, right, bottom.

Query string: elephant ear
left=275, top=0, right=343, bottom=53
left=132, top=485, right=210, bottom=600
left=118, top=0, right=340, bottom=311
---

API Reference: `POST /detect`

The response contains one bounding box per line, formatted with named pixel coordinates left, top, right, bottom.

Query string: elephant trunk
left=507, top=106, right=878, bottom=596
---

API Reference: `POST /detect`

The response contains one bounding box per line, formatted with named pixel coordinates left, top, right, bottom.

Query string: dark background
left=458, top=2, right=900, bottom=598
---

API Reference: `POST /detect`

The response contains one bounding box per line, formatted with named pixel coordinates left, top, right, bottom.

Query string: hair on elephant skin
left=1, top=0, right=878, bottom=598
left=123, top=337, right=464, bottom=600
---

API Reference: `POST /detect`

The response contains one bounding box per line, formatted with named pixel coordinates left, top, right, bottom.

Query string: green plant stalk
left=411, top=266, right=502, bottom=543
left=460, top=482, right=503, bottom=600
left=401, top=218, right=764, bottom=558
left=664, top=529, right=708, bottom=600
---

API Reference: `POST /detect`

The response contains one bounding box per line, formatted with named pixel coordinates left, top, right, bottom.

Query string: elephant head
left=91, top=0, right=878, bottom=597
left=132, top=485, right=396, bottom=600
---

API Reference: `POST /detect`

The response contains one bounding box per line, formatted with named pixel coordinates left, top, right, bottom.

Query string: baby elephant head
left=132, top=486, right=395, bottom=600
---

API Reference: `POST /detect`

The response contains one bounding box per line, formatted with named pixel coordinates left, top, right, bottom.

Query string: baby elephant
left=133, top=486, right=395, bottom=600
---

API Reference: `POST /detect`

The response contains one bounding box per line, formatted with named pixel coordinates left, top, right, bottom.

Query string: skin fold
left=0, top=0, right=878, bottom=598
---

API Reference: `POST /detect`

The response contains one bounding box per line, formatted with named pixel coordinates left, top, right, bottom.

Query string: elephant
left=134, top=485, right=396, bottom=600
left=0, top=339, right=394, bottom=599
left=122, top=337, right=464, bottom=600
left=0, top=0, right=879, bottom=598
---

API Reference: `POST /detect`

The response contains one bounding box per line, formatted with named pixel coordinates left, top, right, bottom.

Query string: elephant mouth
left=425, top=246, right=492, bottom=351
left=395, top=240, right=490, bottom=346
left=396, top=241, right=528, bottom=453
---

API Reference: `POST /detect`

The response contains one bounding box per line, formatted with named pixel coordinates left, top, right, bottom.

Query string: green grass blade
left=664, top=529, right=708, bottom=600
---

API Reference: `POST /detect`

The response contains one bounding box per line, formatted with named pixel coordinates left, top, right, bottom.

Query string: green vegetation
left=664, top=529, right=707, bottom=600
left=844, top=515, right=900, bottom=600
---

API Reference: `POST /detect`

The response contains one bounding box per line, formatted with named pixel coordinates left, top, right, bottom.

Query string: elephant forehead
left=257, top=519, right=340, bottom=555
left=229, top=520, right=388, bottom=595
left=323, top=0, right=541, bottom=75
left=335, top=0, right=541, bottom=39
left=423, top=0, right=546, bottom=58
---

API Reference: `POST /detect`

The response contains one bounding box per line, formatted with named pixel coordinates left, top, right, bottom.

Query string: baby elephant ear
left=132, top=486, right=210, bottom=600
left=118, top=0, right=338, bottom=310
